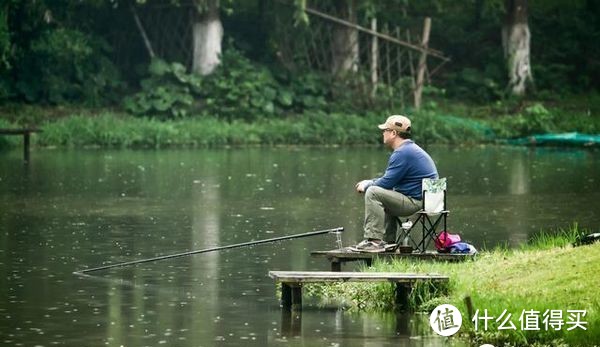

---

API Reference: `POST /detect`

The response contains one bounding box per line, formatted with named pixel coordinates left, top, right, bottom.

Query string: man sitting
left=352, top=115, right=439, bottom=252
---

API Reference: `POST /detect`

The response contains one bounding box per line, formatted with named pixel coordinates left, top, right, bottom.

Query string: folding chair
left=393, top=178, right=448, bottom=253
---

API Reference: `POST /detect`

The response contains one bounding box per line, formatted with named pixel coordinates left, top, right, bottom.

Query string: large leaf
left=277, top=90, right=294, bottom=107
left=148, top=59, right=171, bottom=76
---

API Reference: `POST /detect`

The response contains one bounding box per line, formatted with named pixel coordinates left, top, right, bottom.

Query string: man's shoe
left=350, top=239, right=387, bottom=253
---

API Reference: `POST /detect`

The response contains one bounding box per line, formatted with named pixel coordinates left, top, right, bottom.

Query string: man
left=352, top=115, right=439, bottom=252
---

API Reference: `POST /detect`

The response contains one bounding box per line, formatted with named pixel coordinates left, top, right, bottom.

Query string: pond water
left=1, top=145, right=599, bottom=346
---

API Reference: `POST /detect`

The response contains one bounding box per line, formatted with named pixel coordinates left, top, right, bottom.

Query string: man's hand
left=355, top=180, right=372, bottom=193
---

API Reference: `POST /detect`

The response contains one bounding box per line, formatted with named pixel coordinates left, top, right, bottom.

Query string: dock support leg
left=281, top=283, right=292, bottom=310
left=23, top=132, right=30, bottom=164
left=331, top=260, right=341, bottom=272
left=281, top=283, right=302, bottom=310
left=394, top=283, right=412, bottom=311
left=291, top=285, right=302, bottom=310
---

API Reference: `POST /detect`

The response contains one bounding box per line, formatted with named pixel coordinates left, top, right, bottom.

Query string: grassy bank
left=1, top=93, right=598, bottom=148
left=306, top=227, right=599, bottom=346
left=0, top=110, right=492, bottom=148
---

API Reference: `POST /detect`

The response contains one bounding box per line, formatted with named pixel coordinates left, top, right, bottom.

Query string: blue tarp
left=508, top=132, right=600, bottom=147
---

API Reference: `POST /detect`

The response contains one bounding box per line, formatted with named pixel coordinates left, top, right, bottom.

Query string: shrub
left=492, top=103, right=555, bottom=138
left=124, top=49, right=299, bottom=121
left=123, top=59, right=199, bottom=119
left=14, top=28, right=122, bottom=105
left=124, top=47, right=388, bottom=121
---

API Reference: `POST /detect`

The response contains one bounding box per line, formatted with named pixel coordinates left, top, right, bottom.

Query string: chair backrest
left=423, top=178, right=446, bottom=213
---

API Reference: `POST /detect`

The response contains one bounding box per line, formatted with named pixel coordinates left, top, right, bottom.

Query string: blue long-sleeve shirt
left=367, top=141, right=438, bottom=200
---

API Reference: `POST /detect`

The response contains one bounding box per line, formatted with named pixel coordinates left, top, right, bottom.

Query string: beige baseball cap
left=377, top=115, right=411, bottom=133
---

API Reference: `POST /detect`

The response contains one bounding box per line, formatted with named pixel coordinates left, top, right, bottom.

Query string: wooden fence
left=109, top=0, right=450, bottom=109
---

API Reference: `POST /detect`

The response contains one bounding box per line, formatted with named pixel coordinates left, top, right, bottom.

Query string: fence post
left=370, top=17, right=378, bottom=98
left=414, top=17, right=431, bottom=110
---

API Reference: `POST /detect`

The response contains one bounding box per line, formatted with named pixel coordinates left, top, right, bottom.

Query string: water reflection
left=274, top=309, right=465, bottom=347
left=1, top=146, right=598, bottom=346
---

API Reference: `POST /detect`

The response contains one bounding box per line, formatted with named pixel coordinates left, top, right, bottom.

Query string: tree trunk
left=331, top=0, right=358, bottom=77
left=502, top=0, right=533, bottom=96
left=192, top=0, right=223, bottom=76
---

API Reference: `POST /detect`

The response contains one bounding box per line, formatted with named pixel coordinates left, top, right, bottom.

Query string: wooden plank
left=311, top=250, right=470, bottom=260
left=0, top=128, right=41, bottom=135
left=302, top=5, right=449, bottom=61
left=268, top=271, right=448, bottom=283
left=271, top=271, right=449, bottom=311
left=310, top=249, right=471, bottom=272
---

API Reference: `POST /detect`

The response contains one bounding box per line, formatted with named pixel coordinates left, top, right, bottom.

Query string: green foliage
left=1, top=0, right=599, bottom=108
left=6, top=92, right=597, bottom=148
left=15, top=28, right=122, bottom=105
left=292, top=0, right=309, bottom=26
left=27, top=108, right=498, bottom=148
left=124, top=48, right=335, bottom=120
left=411, top=109, right=494, bottom=144
left=0, top=2, right=15, bottom=100
left=37, top=113, right=180, bottom=148
left=445, top=67, right=504, bottom=101
left=0, top=5, right=10, bottom=70
left=123, top=59, right=199, bottom=119
left=286, top=71, right=330, bottom=112
left=35, top=111, right=376, bottom=148
left=305, top=271, right=450, bottom=312
left=200, top=48, right=287, bottom=120
left=399, top=0, right=599, bottom=95
left=522, top=225, right=582, bottom=251
left=0, top=118, right=18, bottom=149
left=492, top=103, right=556, bottom=138
left=528, top=1, right=600, bottom=92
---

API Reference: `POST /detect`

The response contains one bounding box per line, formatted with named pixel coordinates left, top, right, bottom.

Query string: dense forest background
left=0, top=0, right=598, bottom=146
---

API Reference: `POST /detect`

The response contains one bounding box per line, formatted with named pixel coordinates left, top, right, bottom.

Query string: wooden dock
left=311, top=248, right=473, bottom=271
left=269, top=270, right=449, bottom=311
left=0, top=128, right=42, bottom=163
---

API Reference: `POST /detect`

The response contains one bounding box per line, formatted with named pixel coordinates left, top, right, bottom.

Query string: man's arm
left=372, top=152, right=408, bottom=190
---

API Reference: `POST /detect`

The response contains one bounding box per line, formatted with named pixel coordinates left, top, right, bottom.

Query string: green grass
left=430, top=92, right=600, bottom=139
left=307, top=226, right=599, bottom=346
left=0, top=110, right=492, bottom=149
left=1, top=92, right=597, bottom=149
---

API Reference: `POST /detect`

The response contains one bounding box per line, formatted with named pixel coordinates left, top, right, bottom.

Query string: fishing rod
left=74, top=226, right=344, bottom=275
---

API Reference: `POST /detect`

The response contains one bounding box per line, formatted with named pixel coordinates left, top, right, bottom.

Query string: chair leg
left=393, top=215, right=422, bottom=251
left=417, top=213, right=449, bottom=252
left=393, top=212, right=449, bottom=253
